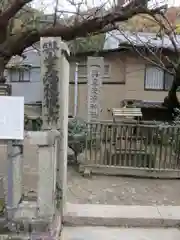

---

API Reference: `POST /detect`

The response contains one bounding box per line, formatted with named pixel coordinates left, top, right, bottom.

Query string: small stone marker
left=0, top=96, right=24, bottom=140
left=87, top=57, right=104, bottom=122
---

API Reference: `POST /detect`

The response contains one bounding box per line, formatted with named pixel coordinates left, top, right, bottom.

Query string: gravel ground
left=67, top=166, right=180, bottom=205
left=0, top=142, right=179, bottom=206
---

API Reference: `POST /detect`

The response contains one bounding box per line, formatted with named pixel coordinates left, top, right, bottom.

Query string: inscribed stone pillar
left=40, top=37, right=70, bottom=216
left=41, top=37, right=62, bottom=130
left=87, top=57, right=104, bottom=122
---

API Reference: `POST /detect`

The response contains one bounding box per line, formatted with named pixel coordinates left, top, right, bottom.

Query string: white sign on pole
left=0, top=96, right=24, bottom=140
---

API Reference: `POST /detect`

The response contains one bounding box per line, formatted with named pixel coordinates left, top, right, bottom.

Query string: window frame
left=9, top=67, right=31, bottom=83
left=144, top=65, right=174, bottom=91
left=104, top=64, right=110, bottom=78
left=164, top=68, right=174, bottom=91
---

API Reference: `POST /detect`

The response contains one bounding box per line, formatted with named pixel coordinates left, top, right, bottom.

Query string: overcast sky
left=32, top=0, right=180, bottom=14
left=168, top=0, right=179, bottom=6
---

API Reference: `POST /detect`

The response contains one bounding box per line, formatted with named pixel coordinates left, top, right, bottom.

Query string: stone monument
left=87, top=57, right=104, bottom=122
left=0, top=37, right=70, bottom=240
left=40, top=37, right=70, bottom=216
left=0, top=38, right=70, bottom=239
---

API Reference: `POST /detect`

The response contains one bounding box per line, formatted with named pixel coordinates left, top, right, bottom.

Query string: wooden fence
left=79, top=122, right=180, bottom=178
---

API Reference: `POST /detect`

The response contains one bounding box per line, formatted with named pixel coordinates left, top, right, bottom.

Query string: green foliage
left=7, top=3, right=43, bottom=34
left=68, top=117, right=101, bottom=157
left=69, top=34, right=106, bottom=54
left=24, top=115, right=42, bottom=131
left=68, top=117, right=88, bottom=156
left=24, top=116, right=89, bottom=156
left=176, top=24, right=180, bottom=34
left=24, top=116, right=101, bottom=157
left=154, top=109, right=180, bottom=152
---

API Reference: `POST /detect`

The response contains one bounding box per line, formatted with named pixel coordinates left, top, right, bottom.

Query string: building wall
left=71, top=53, right=171, bottom=120
left=7, top=68, right=42, bottom=103
left=69, top=53, right=126, bottom=120
left=125, top=56, right=170, bottom=101
left=6, top=48, right=42, bottom=104
left=5, top=49, right=171, bottom=120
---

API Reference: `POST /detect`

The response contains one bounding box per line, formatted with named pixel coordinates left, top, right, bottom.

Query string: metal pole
left=74, top=62, right=78, bottom=117
left=7, top=140, right=13, bottom=218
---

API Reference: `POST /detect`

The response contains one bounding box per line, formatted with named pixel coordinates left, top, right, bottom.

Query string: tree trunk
left=163, top=73, right=180, bottom=117
left=0, top=58, right=8, bottom=83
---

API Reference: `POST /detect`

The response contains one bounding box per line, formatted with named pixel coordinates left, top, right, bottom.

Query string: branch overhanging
left=4, top=2, right=163, bottom=57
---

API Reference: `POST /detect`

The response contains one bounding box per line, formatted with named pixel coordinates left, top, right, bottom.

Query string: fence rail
left=78, top=122, right=180, bottom=178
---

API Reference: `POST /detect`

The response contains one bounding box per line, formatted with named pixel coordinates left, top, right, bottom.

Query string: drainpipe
left=74, top=62, right=78, bottom=117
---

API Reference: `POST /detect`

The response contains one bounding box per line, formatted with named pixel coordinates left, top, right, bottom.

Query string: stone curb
left=61, top=227, right=180, bottom=240
left=63, top=203, right=180, bottom=228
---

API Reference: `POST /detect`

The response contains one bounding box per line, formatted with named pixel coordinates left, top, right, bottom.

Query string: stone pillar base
left=26, top=130, right=60, bottom=218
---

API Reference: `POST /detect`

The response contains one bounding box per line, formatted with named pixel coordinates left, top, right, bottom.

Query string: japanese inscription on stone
left=88, top=64, right=102, bottom=121
left=42, top=39, right=60, bottom=126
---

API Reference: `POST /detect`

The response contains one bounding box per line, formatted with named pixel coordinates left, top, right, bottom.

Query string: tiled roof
left=104, top=30, right=180, bottom=51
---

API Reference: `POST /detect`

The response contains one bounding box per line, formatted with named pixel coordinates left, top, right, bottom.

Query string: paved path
left=67, top=166, right=180, bottom=205
left=61, top=227, right=180, bottom=240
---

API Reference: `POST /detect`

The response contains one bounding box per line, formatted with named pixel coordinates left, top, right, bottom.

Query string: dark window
left=10, top=68, right=30, bottom=82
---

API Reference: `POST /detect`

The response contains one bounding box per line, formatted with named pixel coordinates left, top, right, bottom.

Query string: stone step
left=61, top=226, right=180, bottom=240
left=64, top=203, right=180, bottom=228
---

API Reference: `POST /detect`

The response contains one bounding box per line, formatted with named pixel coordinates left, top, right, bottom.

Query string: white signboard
left=0, top=96, right=24, bottom=140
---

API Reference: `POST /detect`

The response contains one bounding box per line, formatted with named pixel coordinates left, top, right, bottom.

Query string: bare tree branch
left=151, top=13, right=179, bottom=60
left=115, top=27, right=174, bottom=74
left=115, top=6, right=180, bottom=110
left=12, top=4, right=162, bottom=54
left=0, top=0, right=32, bottom=23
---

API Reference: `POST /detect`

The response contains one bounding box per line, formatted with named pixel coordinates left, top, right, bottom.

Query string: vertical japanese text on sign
left=42, top=40, right=60, bottom=125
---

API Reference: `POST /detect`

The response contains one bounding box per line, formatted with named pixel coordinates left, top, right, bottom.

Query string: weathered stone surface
left=68, top=147, right=75, bottom=164
left=77, top=152, right=85, bottom=164
left=25, top=130, right=60, bottom=146
left=61, top=227, right=180, bottom=240
left=23, top=139, right=38, bottom=194
left=64, top=203, right=180, bottom=227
